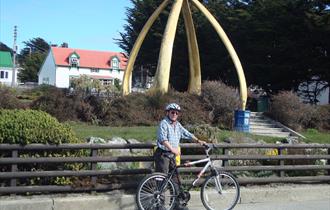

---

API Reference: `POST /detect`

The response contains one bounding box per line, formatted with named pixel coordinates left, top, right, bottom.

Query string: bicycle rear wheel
left=201, top=171, right=240, bottom=210
left=136, top=173, right=177, bottom=210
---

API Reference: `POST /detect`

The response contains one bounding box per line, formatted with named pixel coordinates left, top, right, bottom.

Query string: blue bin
left=234, top=110, right=250, bottom=132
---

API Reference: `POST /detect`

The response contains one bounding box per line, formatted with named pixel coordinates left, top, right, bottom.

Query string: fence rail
left=0, top=143, right=329, bottom=194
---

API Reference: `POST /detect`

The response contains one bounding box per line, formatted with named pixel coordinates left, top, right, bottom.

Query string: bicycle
left=136, top=144, right=240, bottom=210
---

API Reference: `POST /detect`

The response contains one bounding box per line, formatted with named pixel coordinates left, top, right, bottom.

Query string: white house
left=0, top=51, right=19, bottom=86
left=38, top=47, right=127, bottom=88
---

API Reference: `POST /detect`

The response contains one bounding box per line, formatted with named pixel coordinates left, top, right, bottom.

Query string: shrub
left=103, top=93, right=155, bottom=126
left=270, top=91, right=315, bottom=130
left=31, top=87, right=95, bottom=122
left=0, top=85, right=23, bottom=109
left=101, top=90, right=209, bottom=126
left=310, top=105, right=330, bottom=130
left=0, top=109, right=85, bottom=188
left=166, top=91, right=210, bottom=125
left=144, top=90, right=171, bottom=121
left=0, top=109, right=79, bottom=144
left=201, top=81, right=240, bottom=129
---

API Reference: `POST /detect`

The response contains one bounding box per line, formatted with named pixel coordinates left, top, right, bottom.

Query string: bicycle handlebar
left=164, top=143, right=214, bottom=161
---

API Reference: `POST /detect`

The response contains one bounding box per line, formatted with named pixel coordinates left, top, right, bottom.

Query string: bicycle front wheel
left=136, top=173, right=177, bottom=210
left=201, top=171, right=240, bottom=210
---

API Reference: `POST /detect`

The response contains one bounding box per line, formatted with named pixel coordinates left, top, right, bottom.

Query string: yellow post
left=191, top=0, right=248, bottom=110
left=154, top=0, right=184, bottom=93
left=182, top=0, right=201, bottom=95
left=122, top=0, right=171, bottom=95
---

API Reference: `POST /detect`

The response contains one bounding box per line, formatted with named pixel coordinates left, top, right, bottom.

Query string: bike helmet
left=165, top=103, right=181, bottom=112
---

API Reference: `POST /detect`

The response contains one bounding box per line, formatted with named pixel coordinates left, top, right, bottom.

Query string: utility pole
left=11, top=25, right=17, bottom=87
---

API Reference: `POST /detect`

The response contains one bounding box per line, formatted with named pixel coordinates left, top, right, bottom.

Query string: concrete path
left=0, top=184, right=329, bottom=210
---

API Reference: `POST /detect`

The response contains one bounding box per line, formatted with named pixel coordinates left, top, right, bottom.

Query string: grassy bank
left=302, top=129, right=330, bottom=144
left=69, top=122, right=287, bottom=143
left=69, top=123, right=329, bottom=144
left=69, top=122, right=157, bottom=142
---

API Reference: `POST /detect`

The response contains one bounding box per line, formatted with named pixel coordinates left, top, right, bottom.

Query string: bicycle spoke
left=201, top=173, right=240, bottom=210
left=137, top=174, right=176, bottom=210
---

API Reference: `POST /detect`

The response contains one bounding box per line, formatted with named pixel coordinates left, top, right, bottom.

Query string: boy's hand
left=171, top=147, right=181, bottom=156
left=197, top=140, right=207, bottom=145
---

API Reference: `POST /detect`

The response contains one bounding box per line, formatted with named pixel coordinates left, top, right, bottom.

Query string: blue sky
left=0, top=0, right=132, bottom=52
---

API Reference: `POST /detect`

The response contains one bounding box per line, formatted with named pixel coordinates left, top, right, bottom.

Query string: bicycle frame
left=137, top=145, right=240, bottom=210
left=160, top=145, right=222, bottom=195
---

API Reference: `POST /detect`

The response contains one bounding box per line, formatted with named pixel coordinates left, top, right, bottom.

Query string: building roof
left=0, top=51, right=13, bottom=68
left=51, top=47, right=127, bottom=70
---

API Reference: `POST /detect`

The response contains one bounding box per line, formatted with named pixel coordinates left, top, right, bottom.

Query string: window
left=0, top=71, right=4, bottom=79
left=5, top=72, right=8, bottom=78
left=69, top=52, right=80, bottom=68
left=111, top=57, right=119, bottom=69
left=70, top=57, right=79, bottom=67
left=91, top=68, right=99, bottom=73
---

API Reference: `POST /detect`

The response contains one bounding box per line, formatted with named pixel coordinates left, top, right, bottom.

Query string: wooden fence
left=0, top=143, right=329, bottom=194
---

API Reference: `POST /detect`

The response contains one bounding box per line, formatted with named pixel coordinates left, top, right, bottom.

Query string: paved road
left=1, top=184, right=329, bottom=210
left=188, top=199, right=330, bottom=210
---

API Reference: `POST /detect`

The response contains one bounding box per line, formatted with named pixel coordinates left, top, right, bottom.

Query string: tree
left=231, top=0, right=330, bottom=94
left=18, top=52, right=45, bottom=82
left=0, top=42, right=12, bottom=54
left=117, top=0, right=330, bottom=98
left=18, top=38, right=50, bottom=83
left=116, top=0, right=192, bottom=91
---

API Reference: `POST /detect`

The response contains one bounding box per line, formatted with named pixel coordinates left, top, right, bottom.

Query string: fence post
left=327, top=148, right=330, bottom=176
left=278, top=148, right=284, bottom=177
left=10, top=150, right=18, bottom=195
left=222, top=148, right=228, bottom=167
left=91, top=149, right=98, bottom=190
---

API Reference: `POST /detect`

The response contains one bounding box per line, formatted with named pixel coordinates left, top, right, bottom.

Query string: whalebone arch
left=122, top=0, right=248, bottom=110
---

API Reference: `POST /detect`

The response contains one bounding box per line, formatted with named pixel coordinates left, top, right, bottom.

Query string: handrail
left=0, top=143, right=329, bottom=195
left=0, top=143, right=329, bottom=150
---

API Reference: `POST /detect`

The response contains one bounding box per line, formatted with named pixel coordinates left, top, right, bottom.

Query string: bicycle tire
left=200, top=171, right=240, bottom=210
left=136, top=173, right=177, bottom=210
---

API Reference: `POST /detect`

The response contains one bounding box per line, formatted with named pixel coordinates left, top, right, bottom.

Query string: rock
left=127, top=138, right=155, bottom=170
left=86, top=136, right=154, bottom=170
left=87, top=137, right=106, bottom=144
left=286, top=136, right=300, bottom=144
left=212, top=160, right=223, bottom=168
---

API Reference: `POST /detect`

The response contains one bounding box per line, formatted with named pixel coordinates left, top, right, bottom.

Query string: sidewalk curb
left=0, top=184, right=329, bottom=210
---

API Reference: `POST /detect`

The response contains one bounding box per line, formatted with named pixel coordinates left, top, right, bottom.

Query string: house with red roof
left=38, top=47, right=127, bottom=88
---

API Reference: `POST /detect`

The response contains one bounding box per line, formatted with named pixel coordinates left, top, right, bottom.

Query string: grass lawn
left=217, top=130, right=283, bottom=143
left=69, top=122, right=293, bottom=143
left=69, top=122, right=157, bottom=142
left=302, top=129, right=330, bottom=144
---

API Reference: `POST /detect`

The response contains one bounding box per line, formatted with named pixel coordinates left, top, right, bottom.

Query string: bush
left=0, top=109, right=85, bottom=188
left=310, top=105, right=330, bottom=130
left=201, top=81, right=240, bottom=129
left=270, top=91, right=316, bottom=130
left=31, top=87, right=95, bottom=122
left=102, top=93, right=154, bottom=126
left=0, top=109, right=79, bottom=144
left=101, top=90, right=210, bottom=126
left=0, top=85, right=23, bottom=109
left=166, top=91, right=210, bottom=125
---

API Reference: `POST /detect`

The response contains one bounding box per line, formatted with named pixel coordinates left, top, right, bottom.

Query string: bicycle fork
left=212, top=170, right=223, bottom=194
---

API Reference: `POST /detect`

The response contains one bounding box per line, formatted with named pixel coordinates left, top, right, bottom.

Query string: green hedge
left=0, top=109, right=79, bottom=144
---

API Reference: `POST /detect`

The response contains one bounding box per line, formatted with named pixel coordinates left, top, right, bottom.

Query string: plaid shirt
left=157, top=117, right=195, bottom=151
